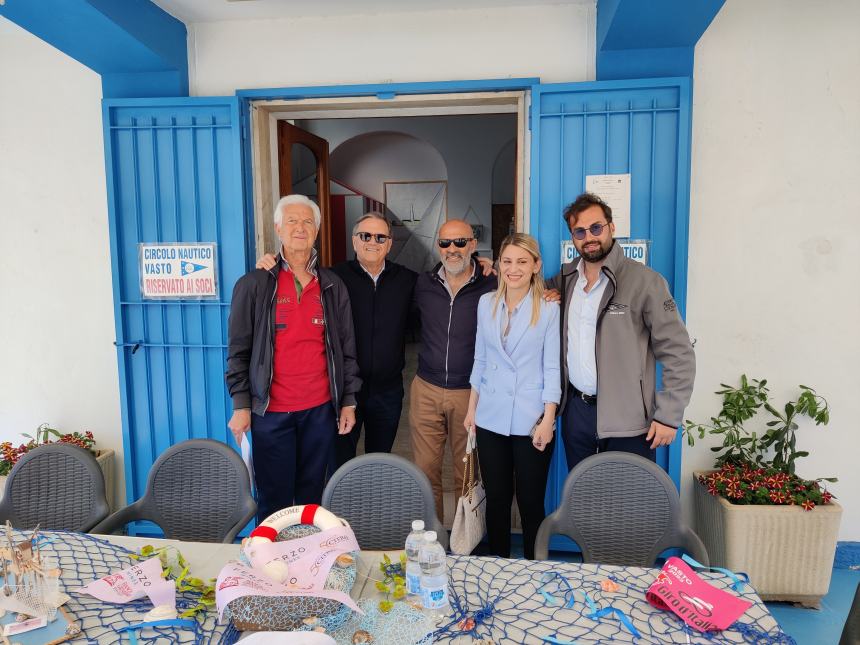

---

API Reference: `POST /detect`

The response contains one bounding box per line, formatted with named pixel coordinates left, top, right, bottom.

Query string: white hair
left=273, top=194, right=321, bottom=229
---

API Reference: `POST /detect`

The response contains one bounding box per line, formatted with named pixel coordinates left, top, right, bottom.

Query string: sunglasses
left=437, top=237, right=473, bottom=249
left=572, top=222, right=610, bottom=240
left=354, top=232, right=391, bottom=243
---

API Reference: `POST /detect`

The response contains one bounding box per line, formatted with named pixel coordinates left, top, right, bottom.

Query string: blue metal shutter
left=529, top=78, right=693, bottom=518
left=102, top=98, right=248, bottom=520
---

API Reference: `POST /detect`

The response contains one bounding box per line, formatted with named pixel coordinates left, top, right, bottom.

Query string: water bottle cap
left=424, top=530, right=437, bottom=542
left=412, top=520, right=425, bottom=531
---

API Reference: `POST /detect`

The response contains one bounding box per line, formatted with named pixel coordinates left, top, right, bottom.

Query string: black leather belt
left=570, top=384, right=597, bottom=405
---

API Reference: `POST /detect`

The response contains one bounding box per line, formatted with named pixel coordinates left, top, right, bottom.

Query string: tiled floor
left=766, top=568, right=859, bottom=644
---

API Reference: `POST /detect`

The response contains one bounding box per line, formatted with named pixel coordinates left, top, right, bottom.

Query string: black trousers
left=476, top=426, right=553, bottom=560
left=334, top=384, right=403, bottom=468
left=561, top=386, right=655, bottom=472
left=251, top=401, right=336, bottom=523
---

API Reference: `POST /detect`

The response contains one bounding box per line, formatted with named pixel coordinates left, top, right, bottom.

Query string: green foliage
left=375, top=553, right=408, bottom=613
left=685, top=375, right=836, bottom=508
left=130, top=544, right=216, bottom=619
left=685, top=375, right=832, bottom=475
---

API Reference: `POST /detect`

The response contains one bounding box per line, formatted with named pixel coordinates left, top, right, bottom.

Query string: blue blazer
left=469, top=292, right=561, bottom=436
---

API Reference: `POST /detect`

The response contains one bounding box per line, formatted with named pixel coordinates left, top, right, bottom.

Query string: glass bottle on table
left=405, top=519, right=425, bottom=602
left=418, top=530, right=450, bottom=619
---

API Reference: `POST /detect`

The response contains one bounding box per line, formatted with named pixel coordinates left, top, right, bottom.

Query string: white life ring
left=244, top=504, right=348, bottom=583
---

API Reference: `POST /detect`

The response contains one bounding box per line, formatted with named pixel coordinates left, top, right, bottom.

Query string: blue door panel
left=103, top=98, right=248, bottom=525
left=530, top=79, right=692, bottom=548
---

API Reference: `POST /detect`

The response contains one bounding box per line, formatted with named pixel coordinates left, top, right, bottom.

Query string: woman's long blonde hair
left=492, top=233, right=545, bottom=327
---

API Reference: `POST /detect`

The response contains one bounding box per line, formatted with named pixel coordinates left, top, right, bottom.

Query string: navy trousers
left=334, top=384, right=403, bottom=468
left=251, top=401, right=336, bottom=522
left=561, top=386, right=655, bottom=472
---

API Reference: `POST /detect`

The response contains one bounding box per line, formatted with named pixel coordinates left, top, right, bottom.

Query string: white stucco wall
left=0, top=17, right=124, bottom=504
left=186, top=4, right=595, bottom=95
left=685, top=0, right=860, bottom=539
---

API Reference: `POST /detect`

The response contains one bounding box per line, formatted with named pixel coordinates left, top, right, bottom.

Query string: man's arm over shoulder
left=545, top=270, right=563, bottom=292
left=225, top=273, right=257, bottom=410
left=642, top=271, right=696, bottom=427
left=331, top=274, right=362, bottom=407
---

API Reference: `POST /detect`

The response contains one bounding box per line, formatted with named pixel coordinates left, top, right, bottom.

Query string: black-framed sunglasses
left=437, top=237, right=473, bottom=249
left=354, top=232, right=391, bottom=243
left=571, top=222, right=610, bottom=240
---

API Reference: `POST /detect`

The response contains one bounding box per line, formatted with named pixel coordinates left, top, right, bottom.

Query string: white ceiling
left=152, top=0, right=591, bottom=24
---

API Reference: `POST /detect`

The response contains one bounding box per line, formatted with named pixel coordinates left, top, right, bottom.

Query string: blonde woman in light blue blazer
left=463, top=233, right=561, bottom=559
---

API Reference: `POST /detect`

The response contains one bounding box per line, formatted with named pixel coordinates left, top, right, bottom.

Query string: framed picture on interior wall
left=383, top=180, right=448, bottom=226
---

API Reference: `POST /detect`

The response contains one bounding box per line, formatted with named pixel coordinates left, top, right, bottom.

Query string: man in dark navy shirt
left=329, top=212, right=417, bottom=466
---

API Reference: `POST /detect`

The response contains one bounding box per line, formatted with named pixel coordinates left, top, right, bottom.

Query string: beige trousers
left=409, top=375, right=470, bottom=522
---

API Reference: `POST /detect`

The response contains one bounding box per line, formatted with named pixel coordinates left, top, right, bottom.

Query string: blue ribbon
left=590, top=606, right=642, bottom=639
left=682, top=554, right=749, bottom=592
left=116, top=618, right=197, bottom=644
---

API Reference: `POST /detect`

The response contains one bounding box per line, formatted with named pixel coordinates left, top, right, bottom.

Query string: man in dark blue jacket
left=330, top=212, right=417, bottom=466
left=226, top=195, right=361, bottom=521
left=411, top=219, right=497, bottom=520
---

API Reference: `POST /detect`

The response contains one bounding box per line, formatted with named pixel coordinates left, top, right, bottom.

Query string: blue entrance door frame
left=529, top=78, right=693, bottom=537
left=103, top=97, right=249, bottom=530
left=102, top=78, right=691, bottom=538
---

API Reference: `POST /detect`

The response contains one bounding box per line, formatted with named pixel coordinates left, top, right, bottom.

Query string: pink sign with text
left=77, top=556, right=175, bottom=610
left=646, top=557, right=752, bottom=632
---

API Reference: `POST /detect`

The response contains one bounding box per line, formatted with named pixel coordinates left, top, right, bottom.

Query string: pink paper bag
left=646, top=556, right=752, bottom=632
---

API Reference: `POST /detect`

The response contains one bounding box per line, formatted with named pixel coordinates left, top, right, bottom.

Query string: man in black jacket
left=225, top=194, right=361, bottom=521
left=411, top=219, right=497, bottom=520
left=330, top=212, right=417, bottom=466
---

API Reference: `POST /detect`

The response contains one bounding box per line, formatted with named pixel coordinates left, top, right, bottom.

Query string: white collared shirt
left=359, top=260, right=385, bottom=286
left=567, top=266, right=609, bottom=395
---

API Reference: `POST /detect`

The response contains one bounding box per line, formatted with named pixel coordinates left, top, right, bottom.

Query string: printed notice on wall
left=585, top=173, right=631, bottom=238
left=139, top=243, right=218, bottom=299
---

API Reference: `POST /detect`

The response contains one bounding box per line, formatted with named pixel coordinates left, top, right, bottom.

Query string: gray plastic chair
left=535, top=452, right=708, bottom=566
left=92, top=439, right=256, bottom=543
left=0, top=443, right=110, bottom=532
left=322, top=453, right=448, bottom=550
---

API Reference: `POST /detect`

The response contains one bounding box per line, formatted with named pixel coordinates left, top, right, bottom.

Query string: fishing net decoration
left=26, top=531, right=796, bottom=645
left=427, top=555, right=797, bottom=645
left=20, top=529, right=238, bottom=644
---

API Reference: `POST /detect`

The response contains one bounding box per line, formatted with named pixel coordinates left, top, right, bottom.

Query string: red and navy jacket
left=225, top=250, right=362, bottom=418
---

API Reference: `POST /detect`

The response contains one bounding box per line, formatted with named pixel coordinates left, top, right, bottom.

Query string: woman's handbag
left=450, top=431, right=487, bottom=555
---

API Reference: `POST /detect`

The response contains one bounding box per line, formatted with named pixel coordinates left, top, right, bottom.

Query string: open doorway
left=249, top=93, right=526, bottom=526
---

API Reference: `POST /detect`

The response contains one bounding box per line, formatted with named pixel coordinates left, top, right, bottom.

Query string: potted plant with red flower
left=686, top=375, right=841, bottom=607
left=0, top=424, right=116, bottom=509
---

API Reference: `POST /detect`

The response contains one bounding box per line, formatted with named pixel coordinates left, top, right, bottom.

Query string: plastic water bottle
left=405, top=519, right=425, bottom=601
left=418, top=530, right=450, bottom=618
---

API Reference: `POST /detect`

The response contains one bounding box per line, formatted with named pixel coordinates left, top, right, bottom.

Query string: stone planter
left=693, top=472, right=842, bottom=607
left=0, top=447, right=116, bottom=511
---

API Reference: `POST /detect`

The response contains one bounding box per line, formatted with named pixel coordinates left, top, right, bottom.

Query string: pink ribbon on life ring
left=244, top=505, right=349, bottom=583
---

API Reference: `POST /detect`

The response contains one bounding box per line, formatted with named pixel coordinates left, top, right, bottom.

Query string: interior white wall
left=186, top=4, right=595, bottom=96
left=327, top=131, right=449, bottom=202
left=301, top=115, right=517, bottom=254
left=0, top=18, right=124, bottom=504
left=685, top=0, right=860, bottom=540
